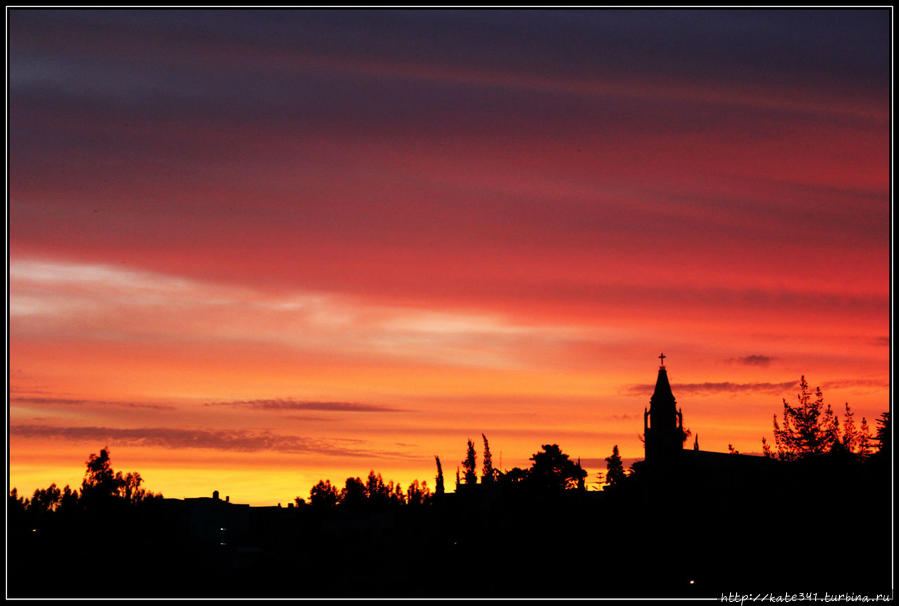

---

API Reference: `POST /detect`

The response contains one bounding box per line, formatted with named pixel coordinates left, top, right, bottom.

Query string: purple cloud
left=728, top=355, right=776, bottom=366
left=625, top=381, right=799, bottom=396
left=204, top=399, right=403, bottom=413
left=10, top=424, right=401, bottom=457
left=10, top=396, right=174, bottom=410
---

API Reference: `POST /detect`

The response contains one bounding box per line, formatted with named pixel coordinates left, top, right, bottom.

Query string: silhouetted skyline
left=8, top=8, right=890, bottom=506
left=8, top=396, right=892, bottom=597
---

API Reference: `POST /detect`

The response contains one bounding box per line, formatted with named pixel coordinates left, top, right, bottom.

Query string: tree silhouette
left=341, top=476, right=366, bottom=509
left=463, top=439, right=478, bottom=485
left=309, top=479, right=339, bottom=508
left=405, top=480, right=430, bottom=506
left=604, top=445, right=627, bottom=487
left=500, top=467, right=529, bottom=485
left=30, top=483, right=62, bottom=515
left=434, top=456, right=445, bottom=496
left=841, top=403, right=858, bottom=452
left=9, top=488, right=28, bottom=517
left=528, top=444, right=587, bottom=493
left=79, top=447, right=158, bottom=507
left=481, top=434, right=495, bottom=486
left=81, top=448, right=119, bottom=505
left=121, top=472, right=149, bottom=505
left=365, top=471, right=391, bottom=507
left=873, top=412, right=891, bottom=457
left=391, top=481, right=404, bottom=505
left=857, top=417, right=872, bottom=457
left=771, top=376, right=840, bottom=460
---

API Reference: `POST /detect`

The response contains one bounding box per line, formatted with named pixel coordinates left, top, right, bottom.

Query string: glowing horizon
left=8, top=9, right=890, bottom=506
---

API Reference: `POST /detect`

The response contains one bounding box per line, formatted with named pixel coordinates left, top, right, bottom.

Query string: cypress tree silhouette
left=604, top=445, right=627, bottom=487
left=481, top=434, right=495, bottom=485
left=434, top=455, right=445, bottom=496
left=462, top=439, right=477, bottom=485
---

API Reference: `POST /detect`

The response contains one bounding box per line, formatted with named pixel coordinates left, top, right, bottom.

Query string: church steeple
left=643, top=353, right=686, bottom=465
left=650, top=361, right=675, bottom=409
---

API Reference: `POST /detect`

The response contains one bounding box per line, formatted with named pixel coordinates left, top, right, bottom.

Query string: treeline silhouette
left=8, top=378, right=892, bottom=598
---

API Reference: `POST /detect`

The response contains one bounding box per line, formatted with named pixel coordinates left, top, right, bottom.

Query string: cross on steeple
left=645, top=351, right=682, bottom=465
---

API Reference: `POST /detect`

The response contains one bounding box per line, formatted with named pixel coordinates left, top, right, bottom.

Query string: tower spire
left=644, top=352, right=685, bottom=465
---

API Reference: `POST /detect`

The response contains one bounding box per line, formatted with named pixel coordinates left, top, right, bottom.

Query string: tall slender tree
left=604, top=445, right=627, bottom=487
left=481, top=434, right=495, bottom=485
left=841, top=403, right=858, bottom=452
left=462, top=439, right=478, bottom=485
left=874, top=412, right=891, bottom=457
left=858, top=417, right=872, bottom=457
left=434, top=456, right=445, bottom=496
left=761, top=436, right=773, bottom=458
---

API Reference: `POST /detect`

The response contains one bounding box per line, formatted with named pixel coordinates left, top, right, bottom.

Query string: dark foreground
left=8, top=453, right=893, bottom=599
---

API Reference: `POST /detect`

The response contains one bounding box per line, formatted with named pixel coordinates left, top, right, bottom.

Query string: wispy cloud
left=10, top=396, right=174, bottom=410
left=626, top=378, right=889, bottom=397
left=283, top=415, right=339, bottom=423
left=625, top=381, right=799, bottom=396
left=9, top=258, right=587, bottom=370
left=728, top=355, right=776, bottom=366
left=605, top=413, right=638, bottom=421
left=204, top=399, right=403, bottom=413
left=820, top=379, right=889, bottom=390
left=10, top=424, right=400, bottom=457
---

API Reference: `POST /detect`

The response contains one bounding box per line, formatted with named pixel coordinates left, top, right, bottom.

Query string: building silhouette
left=643, top=353, right=687, bottom=465
left=641, top=353, right=780, bottom=480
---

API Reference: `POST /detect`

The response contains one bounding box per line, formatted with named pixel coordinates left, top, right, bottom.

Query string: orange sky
left=8, top=10, right=891, bottom=505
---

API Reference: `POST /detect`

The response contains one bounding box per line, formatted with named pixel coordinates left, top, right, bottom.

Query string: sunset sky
left=8, top=9, right=891, bottom=505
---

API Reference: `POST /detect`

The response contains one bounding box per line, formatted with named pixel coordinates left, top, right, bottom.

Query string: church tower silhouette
left=643, top=353, right=687, bottom=464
